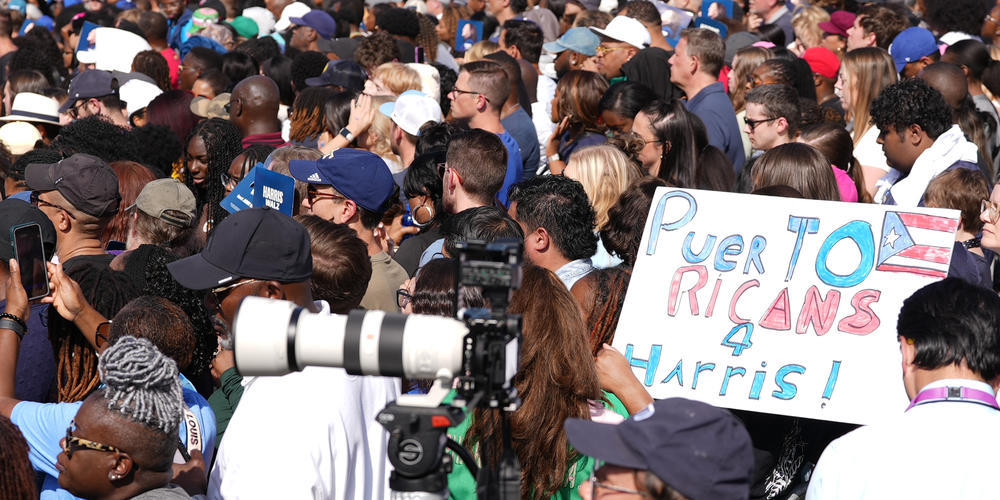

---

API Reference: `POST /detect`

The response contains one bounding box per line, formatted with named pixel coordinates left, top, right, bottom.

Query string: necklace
left=962, top=237, right=981, bottom=249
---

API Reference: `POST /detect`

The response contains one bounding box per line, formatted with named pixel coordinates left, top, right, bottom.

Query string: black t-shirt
left=395, top=225, right=443, bottom=277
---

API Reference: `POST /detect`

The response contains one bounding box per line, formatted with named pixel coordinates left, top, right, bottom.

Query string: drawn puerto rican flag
left=876, top=211, right=958, bottom=278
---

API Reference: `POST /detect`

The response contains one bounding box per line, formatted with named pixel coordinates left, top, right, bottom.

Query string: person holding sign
left=808, top=278, right=1000, bottom=499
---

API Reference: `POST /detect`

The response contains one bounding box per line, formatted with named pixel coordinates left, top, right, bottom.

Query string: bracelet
left=0, top=312, right=26, bottom=331
left=0, top=319, right=26, bottom=340
left=547, top=153, right=561, bottom=163
left=338, top=127, right=354, bottom=142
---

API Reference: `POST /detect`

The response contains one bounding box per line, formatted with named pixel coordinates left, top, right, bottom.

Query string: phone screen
left=415, top=46, right=425, bottom=64
left=12, top=223, right=49, bottom=300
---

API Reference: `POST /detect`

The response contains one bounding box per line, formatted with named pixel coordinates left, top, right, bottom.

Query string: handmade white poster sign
left=613, top=187, right=960, bottom=424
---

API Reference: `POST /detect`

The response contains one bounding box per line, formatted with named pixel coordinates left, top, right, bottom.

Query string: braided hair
left=51, top=266, right=140, bottom=402
left=98, top=336, right=183, bottom=434
left=184, top=118, right=243, bottom=233
left=0, top=415, right=36, bottom=499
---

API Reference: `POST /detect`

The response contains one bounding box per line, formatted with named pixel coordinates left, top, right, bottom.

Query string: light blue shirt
left=11, top=374, right=216, bottom=499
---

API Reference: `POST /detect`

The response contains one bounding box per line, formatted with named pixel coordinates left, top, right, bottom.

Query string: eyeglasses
left=306, top=187, right=348, bottom=206
left=95, top=320, right=112, bottom=350
left=67, top=99, right=89, bottom=119
left=450, top=88, right=489, bottom=103
left=64, top=420, right=121, bottom=459
left=396, top=288, right=412, bottom=309
left=587, top=474, right=652, bottom=497
left=596, top=45, right=629, bottom=56
left=221, top=171, right=243, bottom=189
left=204, top=279, right=263, bottom=312
left=31, top=191, right=77, bottom=219
left=744, top=116, right=779, bottom=131
left=982, top=199, right=1000, bottom=224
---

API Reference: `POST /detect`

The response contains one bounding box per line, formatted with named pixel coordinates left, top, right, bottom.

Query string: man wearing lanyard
left=807, top=278, right=1000, bottom=499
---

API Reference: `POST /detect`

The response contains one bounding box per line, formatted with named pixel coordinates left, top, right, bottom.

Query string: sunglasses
left=31, top=191, right=77, bottom=219
left=64, top=420, right=121, bottom=459
left=743, top=116, right=779, bottom=131
left=305, top=187, right=347, bottom=206
left=204, top=279, right=263, bottom=312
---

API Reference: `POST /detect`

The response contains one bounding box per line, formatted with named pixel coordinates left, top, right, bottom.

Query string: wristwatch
left=339, top=127, right=355, bottom=142
left=547, top=153, right=561, bottom=163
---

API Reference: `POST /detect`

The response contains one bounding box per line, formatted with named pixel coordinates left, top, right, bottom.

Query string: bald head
left=229, top=75, right=282, bottom=136
left=919, top=62, right=969, bottom=110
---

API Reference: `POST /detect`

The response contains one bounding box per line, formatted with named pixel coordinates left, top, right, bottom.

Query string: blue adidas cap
left=288, top=148, right=395, bottom=212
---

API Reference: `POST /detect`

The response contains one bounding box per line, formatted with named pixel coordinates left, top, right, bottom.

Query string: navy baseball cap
left=25, top=153, right=121, bottom=218
left=305, top=60, right=367, bottom=91
left=889, top=27, right=939, bottom=74
left=565, top=398, right=754, bottom=500
left=167, top=207, right=312, bottom=290
left=60, top=70, right=118, bottom=113
left=290, top=10, right=337, bottom=39
left=289, top=148, right=394, bottom=212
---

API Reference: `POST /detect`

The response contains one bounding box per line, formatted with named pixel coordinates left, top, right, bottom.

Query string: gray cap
left=134, top=178, right=197, bottom=228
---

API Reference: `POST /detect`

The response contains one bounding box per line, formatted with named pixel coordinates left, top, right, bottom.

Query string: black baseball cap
left=305, top=60, right=367, bottom=91
left=565, top=398, right=754, bottom=500
left=59, top=70, right=118, bottom=113
left=0, top=198, right=57, bottom=262
left=167, top=206, right=312, bottom=290
left=25, top=153, right=121, bottom=218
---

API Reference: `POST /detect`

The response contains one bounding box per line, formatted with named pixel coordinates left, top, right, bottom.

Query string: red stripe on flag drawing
left=898, top=213, right=959, bottom=232
left=897, top=245, right=951, bottom=264
left=875, top=264, right=948, bottom=278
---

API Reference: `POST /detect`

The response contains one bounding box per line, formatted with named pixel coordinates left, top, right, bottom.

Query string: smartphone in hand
left=11, top=222, right=50, bottom=300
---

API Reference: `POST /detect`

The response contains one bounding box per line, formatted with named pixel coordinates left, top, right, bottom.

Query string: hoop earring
left=413, top=204, right=435, bottom=227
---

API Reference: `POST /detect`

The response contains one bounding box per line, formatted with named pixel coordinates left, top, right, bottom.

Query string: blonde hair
left=373, top=62, right=422, bottom=97
left=566, top=145, right=642, bottom=229
left=730, top=46, right=771, bottom=113
left=464, top=40, right=499, bottom=62
left=792, top=6, right=830, bottom=50
left=364, top=95, right=402, bottom=166
left=841, top=47, right=897, bottom=146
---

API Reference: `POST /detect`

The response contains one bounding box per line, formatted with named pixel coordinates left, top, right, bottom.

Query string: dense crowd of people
left=0, top=0, right=998, bottom=497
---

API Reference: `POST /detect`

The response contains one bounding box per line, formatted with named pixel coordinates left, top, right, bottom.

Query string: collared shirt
left=241, top=131, right=289, bottom=149
left=807, top=378, right=1000, bottom=500
left=556, top=258, right=595, bottom=290
left=684, top=82, right=746, bottom=173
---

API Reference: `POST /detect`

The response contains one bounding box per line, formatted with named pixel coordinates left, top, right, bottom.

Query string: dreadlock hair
left=185, top=118, right=243, bottom=233
left=130, top=125, right=182, bottom=178
left=10, top=27, right=65, bottom=84
left=98, top=336, right=183, bottom=435
left=51, top=116, right=142, bottom=164
left=290, top=86, right=337, bottom=143
left=121, top=245, right=217, bottom=378
left=0, top=415, right=36, bottom=499
left=51, top=267, right=140, bottom=402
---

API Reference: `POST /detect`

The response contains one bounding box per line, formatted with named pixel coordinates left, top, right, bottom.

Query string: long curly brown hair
left=466, top=266, right=601, bottom=498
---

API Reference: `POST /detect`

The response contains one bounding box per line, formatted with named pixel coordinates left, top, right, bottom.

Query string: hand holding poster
left=613, top=188, right=960, bottom=425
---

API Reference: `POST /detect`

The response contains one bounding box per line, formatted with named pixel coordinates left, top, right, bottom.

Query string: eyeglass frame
left=204, top=279, right=264, bottom=312
left=64, top=420, right=122, bottom=459
left=305, top=186, right=349, bottom=206
left=596, top=45, right=631, bottom=56
left=743, top=116, right=780, bottom=131
left=221, top=170, right=244, bottom=189
left=31, top=190, right=77, bottom=220
left=982, top=199, right=1000, bottom=224
left=587, top=472, right=652, bottom=497
left=449, top=87, right=490, bottom=103
left=396, top=288, right=412, bottom=309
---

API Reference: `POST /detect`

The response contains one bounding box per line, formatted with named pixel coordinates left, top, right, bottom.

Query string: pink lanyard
left=906, top=386, right=1000, bottom=412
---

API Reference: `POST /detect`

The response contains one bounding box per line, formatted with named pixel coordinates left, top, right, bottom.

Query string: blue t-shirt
left=11, top=374, right=216, bottom=499
left=501, top=108, right=540, bottom=180
left=497, top=131, right=523, bottom=207
left=10, top=302, right=54, bottom=402
left=684, top=82, right=745, bottom=173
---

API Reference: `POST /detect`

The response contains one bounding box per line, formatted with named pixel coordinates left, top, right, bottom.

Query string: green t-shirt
left=445, top=391, right=629, bottom=500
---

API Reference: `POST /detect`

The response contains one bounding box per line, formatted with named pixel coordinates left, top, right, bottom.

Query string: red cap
left=803, top=47, right=841, bottom=80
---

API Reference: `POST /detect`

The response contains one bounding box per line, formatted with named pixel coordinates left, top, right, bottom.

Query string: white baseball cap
left=77, top=27, right=154, bottom=74
left=274, top=2, right=311, bottom=33
left=378, top=90, right=442, bottom=137
left=590, top=16, right=650, bottom=50
left=242, top=7, right=276, bottom=36
left=119, top=79, right=164, bottom=118
left=0, top=121, right=42, bottom=156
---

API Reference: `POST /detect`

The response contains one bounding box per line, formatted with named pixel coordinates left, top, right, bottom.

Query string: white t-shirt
left=853, top=125, right=889, bottom=174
